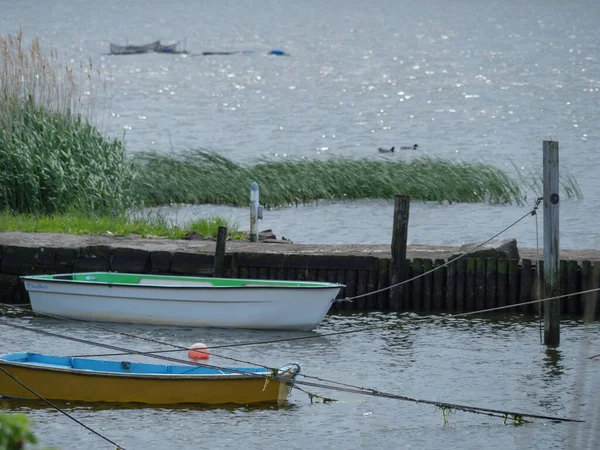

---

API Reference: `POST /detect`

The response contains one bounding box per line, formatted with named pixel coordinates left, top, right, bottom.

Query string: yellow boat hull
left=0, top=361, right=295, bottom=405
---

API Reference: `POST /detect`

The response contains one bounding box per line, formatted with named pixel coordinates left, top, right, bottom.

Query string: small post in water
left=390, top=195, right=410, bottom=309
left=543, top=140, right=560, bottom=346
left=213, top=226, right=227, bottom=278
left=250, top=182, right=259, bottom=242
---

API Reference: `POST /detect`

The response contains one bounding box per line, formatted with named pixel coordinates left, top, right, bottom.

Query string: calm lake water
left=1, top=309, right=599, bottom=450
left=1, top=0, right=599, bottom=249
left=1, top=0, right=600, bottom=448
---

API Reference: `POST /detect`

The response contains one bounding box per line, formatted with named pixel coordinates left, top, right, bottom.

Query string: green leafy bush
left=0, top=413, right=37, bottom=450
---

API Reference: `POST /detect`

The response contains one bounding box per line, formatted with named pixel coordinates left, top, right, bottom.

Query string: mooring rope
left=0, top=196, right=592, bottom=427
left=0, top=316, right=586, bottom=425
left=0, top=320, right=279, bottom=378
left=5, top=283, right=599, bottom=363
left=290, top=377, right=583, bottom=423
left=0, top=366, right=126, bottom=449
left=343, top=197, right=544, bottom=303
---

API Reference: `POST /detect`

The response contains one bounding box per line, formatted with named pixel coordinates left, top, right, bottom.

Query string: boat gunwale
left=21, top=272, right=345, bottom=290
left=0, top=358, right=297, bottom=382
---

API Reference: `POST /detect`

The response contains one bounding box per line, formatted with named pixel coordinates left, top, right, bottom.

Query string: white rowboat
left=21, top=272, right=345, bottom=331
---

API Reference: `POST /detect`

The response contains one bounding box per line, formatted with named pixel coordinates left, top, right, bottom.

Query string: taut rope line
left=0, top=366, right=127, bottom=449
left=345, top=197, right=543, bottom=302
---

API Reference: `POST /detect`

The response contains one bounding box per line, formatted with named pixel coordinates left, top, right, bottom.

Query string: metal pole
left=390, top=195, right=410, bottom=310
left=543, top=140, right=560, bottom=346
left=250, top=182, right=259, bottom=242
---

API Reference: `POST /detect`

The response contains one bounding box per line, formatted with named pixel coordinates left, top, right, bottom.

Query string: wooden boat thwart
left=0, top=352, right=300, bottom=405
left=21, top=272, right=345, bottom=331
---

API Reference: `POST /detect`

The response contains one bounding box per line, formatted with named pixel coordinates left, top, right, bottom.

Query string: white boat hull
left=23, top=278, right=342, bottom=331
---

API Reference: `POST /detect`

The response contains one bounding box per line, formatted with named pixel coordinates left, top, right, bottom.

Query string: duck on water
left=377, top=144, right=418, bottom=153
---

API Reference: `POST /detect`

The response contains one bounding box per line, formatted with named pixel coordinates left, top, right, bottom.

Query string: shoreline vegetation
left=0, top=31, right=583, bottom=240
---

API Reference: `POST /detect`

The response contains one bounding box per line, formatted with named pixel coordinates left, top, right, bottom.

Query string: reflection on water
left=543, top=348, right=564, bottom=380
left=1, top=397, right=299, bottom=414
left=1, top=309, right=600, bottom=448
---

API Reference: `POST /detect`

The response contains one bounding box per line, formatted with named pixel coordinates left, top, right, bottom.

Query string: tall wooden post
left=390, top=195, right=410, bottom=310
left=213, top=226, right=227, bottom=278
left=543, top=140, right=560, bottom=346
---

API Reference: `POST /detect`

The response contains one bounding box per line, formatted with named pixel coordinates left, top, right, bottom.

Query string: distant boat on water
left=109, top=40, right=187, bottom=55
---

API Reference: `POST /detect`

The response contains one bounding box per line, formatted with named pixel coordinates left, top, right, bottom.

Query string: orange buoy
left=188, top=342, right=210, bottom=361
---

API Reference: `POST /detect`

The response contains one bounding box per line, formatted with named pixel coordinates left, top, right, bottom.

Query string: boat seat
left=138, top=278, right=214, bottom=287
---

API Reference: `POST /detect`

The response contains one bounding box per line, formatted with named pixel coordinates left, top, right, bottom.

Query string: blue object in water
left=269, top=49, right=286, bottom=55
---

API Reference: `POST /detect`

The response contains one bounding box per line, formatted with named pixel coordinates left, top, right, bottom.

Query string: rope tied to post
left=340, top=198, right=545, bottom=303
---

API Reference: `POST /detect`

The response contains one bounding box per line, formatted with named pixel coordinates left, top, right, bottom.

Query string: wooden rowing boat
left=22, top=272, right=345, bottom=331
left=0, top=352, right=300, bottom=405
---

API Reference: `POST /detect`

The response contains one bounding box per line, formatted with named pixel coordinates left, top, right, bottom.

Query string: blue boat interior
left=0, top=352, right=267, bottom=376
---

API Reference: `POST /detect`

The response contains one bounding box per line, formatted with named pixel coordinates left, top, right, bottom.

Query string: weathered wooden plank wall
left=0, top=244, right=599, bottom=318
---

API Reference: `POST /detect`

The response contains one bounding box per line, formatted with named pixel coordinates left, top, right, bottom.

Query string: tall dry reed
left=0, top=30, right=137, bottom=215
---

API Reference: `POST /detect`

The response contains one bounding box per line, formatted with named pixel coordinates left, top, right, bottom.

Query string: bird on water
left=378, top=144, right=418, bottom=153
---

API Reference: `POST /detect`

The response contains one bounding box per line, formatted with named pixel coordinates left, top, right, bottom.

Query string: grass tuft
left=0, top=210, right=246, bottom=240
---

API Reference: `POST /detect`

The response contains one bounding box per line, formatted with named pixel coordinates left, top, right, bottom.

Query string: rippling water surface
left=1, top=0, right=600, bottom=448
left=1, top=310, right=599, bottom=449
left=1, top=0, right=599, bottom=248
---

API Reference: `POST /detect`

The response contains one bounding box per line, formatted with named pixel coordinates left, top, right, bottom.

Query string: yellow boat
left=0, top=352, right=300, bottom=405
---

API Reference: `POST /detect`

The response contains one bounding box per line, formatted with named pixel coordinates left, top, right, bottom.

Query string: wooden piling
left=519, top=259, right=533, bottom=313
left=336, top=269, right=347, bottom=306
left=486, top=258, right=498, bottom=309
left=411, top=258, right=423, bottom=311
left=433, top=259, right=445, bottom=312
left=465, top=258, right=476, bottom=311
left=592, top=262, right=600, bottom=320
left=455, top=258, right=466, bottom=312
left=543, top=140, right=560, bottom=346
left=390, top=195, right=410, bottom=310
left=345, top=269, right=358, bottom=311
left=508, top=259, right=520, bottom=312
left=422, top=259, right=433, bottom=312
left=559, top=260, right=568, bottom=314
left=580, top=261, right=592, bottom=318
left=402, top=258, right=412, bottom=310
left=445, top=259, right=456, bottom=312
left=249, top=266, right=258, bottom=279
left=366, top=270, right=378, bottom=310
left=213, top=226, right=227, bottom=277
left=356, top=270, right=369, bottom=310
left=259, top=267, right=269, bottom=280
left=475, top=258, right=487, bottom=311
left=496, top=259, right=508, bottom=308
left=567, top=260, right=579, bottom=314
left=378, top=258, right=391, bottom=310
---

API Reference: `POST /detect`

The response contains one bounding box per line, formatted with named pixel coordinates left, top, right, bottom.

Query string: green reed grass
left=133, top=150, right=540, bottom=207
left=187, top=215, right=246, bottom=240
left=0, top=31, right=137, bottom=215
left=0, top=31, right=583, bottom=221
